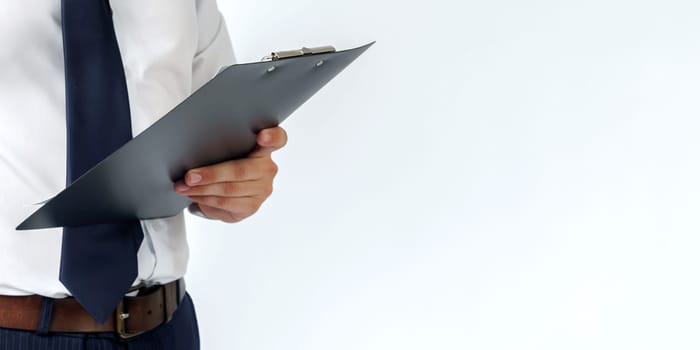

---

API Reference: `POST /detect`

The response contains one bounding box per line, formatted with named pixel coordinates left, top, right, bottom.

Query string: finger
left=189, top=203, right=244, bottom=223
left=257, top=127, right=287, bottom=148
left=187, top=195, right=263, bottom=218
left=250, top=127, right=287, bottom=157
left=175, top=179, right=273, bottom=198
left=185, top=157, right=277, bottom=186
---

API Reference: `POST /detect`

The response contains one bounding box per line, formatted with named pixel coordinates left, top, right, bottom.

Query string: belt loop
left=176, top=278, right=185, bottom=306
left=35, top=297, right=54, bottom=335
left=161, top=283, right=169, bottom=322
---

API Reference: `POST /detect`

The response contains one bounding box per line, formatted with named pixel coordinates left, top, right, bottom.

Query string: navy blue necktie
left=60, top=0, right=144, bottom=323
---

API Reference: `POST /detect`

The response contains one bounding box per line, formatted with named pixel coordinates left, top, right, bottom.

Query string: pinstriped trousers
left=0, top=293, right=200, bottom=350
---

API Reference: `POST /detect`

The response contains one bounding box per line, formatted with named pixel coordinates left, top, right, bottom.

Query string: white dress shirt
left=0, top=0, right=235, bottom=297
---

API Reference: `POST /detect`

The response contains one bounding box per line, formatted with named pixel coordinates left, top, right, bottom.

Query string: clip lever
left=262, top=45, right=336, bottom=61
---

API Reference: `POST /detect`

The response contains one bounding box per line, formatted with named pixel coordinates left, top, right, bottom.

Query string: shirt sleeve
left=192, top=0, right=236, bottom=91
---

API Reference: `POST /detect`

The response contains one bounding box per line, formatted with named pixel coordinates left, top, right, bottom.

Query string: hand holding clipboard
left=18, top=42, right=374, bottom=230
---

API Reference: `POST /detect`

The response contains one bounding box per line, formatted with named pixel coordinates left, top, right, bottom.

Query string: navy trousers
left=0, top=293, right=200, bottom=350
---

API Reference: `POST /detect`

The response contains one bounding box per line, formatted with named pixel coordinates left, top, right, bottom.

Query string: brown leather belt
left=0, top=279, right=185, bottom=339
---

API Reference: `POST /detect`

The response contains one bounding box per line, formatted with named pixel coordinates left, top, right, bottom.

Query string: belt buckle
left=115, top=299, right=144, bottom=339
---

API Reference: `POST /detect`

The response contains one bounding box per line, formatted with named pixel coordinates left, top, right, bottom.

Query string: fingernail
left=188, top=172, right=202, bottom=184
left=175, top=183, right=190, bottom=192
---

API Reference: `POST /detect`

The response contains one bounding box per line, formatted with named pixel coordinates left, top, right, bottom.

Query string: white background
left=186, top=0, right=700, bottom=349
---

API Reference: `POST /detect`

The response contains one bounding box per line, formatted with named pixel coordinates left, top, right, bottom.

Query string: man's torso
left=0, top=0, right=234, bottom=297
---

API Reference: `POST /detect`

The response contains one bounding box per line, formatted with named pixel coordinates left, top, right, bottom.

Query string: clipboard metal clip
left=261, top=45, right=336, bottom=61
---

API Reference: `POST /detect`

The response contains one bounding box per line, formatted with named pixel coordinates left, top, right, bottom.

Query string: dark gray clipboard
left=17, top=42, right=374, bottom=230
